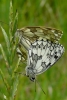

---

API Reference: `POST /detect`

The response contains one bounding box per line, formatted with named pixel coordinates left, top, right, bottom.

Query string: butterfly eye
left=30, top=77, right=35, bottom=82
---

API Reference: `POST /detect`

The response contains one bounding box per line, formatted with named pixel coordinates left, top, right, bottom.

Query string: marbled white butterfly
left=15, top=27, right=64, bottom=94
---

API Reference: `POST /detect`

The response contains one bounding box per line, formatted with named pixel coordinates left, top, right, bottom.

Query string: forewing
left=17, top=27, right=63, bottom=43
left=27, top=39, right=64, bottom=75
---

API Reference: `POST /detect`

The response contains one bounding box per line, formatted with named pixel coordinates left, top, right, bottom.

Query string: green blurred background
left=0, top=0, right=67, bottom=100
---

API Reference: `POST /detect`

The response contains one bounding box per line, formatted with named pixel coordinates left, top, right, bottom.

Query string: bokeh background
left=0, top=0, right=67, bottom=100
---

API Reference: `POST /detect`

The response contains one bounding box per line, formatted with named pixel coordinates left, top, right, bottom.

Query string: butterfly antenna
left=35, top=79, right=46, bottom=95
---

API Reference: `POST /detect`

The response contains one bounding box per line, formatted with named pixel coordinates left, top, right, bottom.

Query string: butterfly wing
left=17, top=27, right=63, bottom=43
left=15, top=27, right=63, bottom=61
left=27, top=39, right=64, bottom=75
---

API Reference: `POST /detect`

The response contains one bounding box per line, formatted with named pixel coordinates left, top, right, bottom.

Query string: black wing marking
left=27, top=39, right=64, bottom=75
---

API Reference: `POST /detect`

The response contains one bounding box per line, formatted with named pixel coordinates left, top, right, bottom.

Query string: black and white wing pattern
left=15, top=27, right=63, bottom=61
left=26, top=39, right=64, bottom=75
left=16, top=27, right=63, bottom=43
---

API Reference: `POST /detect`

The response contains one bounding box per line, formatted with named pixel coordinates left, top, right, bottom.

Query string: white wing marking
left=27, top=39, right=64, bottom=75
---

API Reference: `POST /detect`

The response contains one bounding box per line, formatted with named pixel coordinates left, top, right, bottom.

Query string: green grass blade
left=11, top=75, right=19, bottom=100
left=0, top=44, right=9, bottom=67
left=0, top=44, right=11, bottom=75
left=0, top=68, right=10, bottom=93
left=9, top=0, right=13, bottom=41
left=12, top=10, right=18, bottom=36
left=0, top=25, right=10, bottom=54
left=10, top=11, right=18, bottom=62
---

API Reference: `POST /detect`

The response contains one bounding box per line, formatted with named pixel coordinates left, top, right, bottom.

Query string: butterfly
left=15, top=27, right=63, bottom=61
left=15, top=27, right=64, bottom=94
left=25, top=39, right=64, bottom=81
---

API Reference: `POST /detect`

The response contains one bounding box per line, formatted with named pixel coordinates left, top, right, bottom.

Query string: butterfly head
left=26, top=66, right=35, bottom=82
